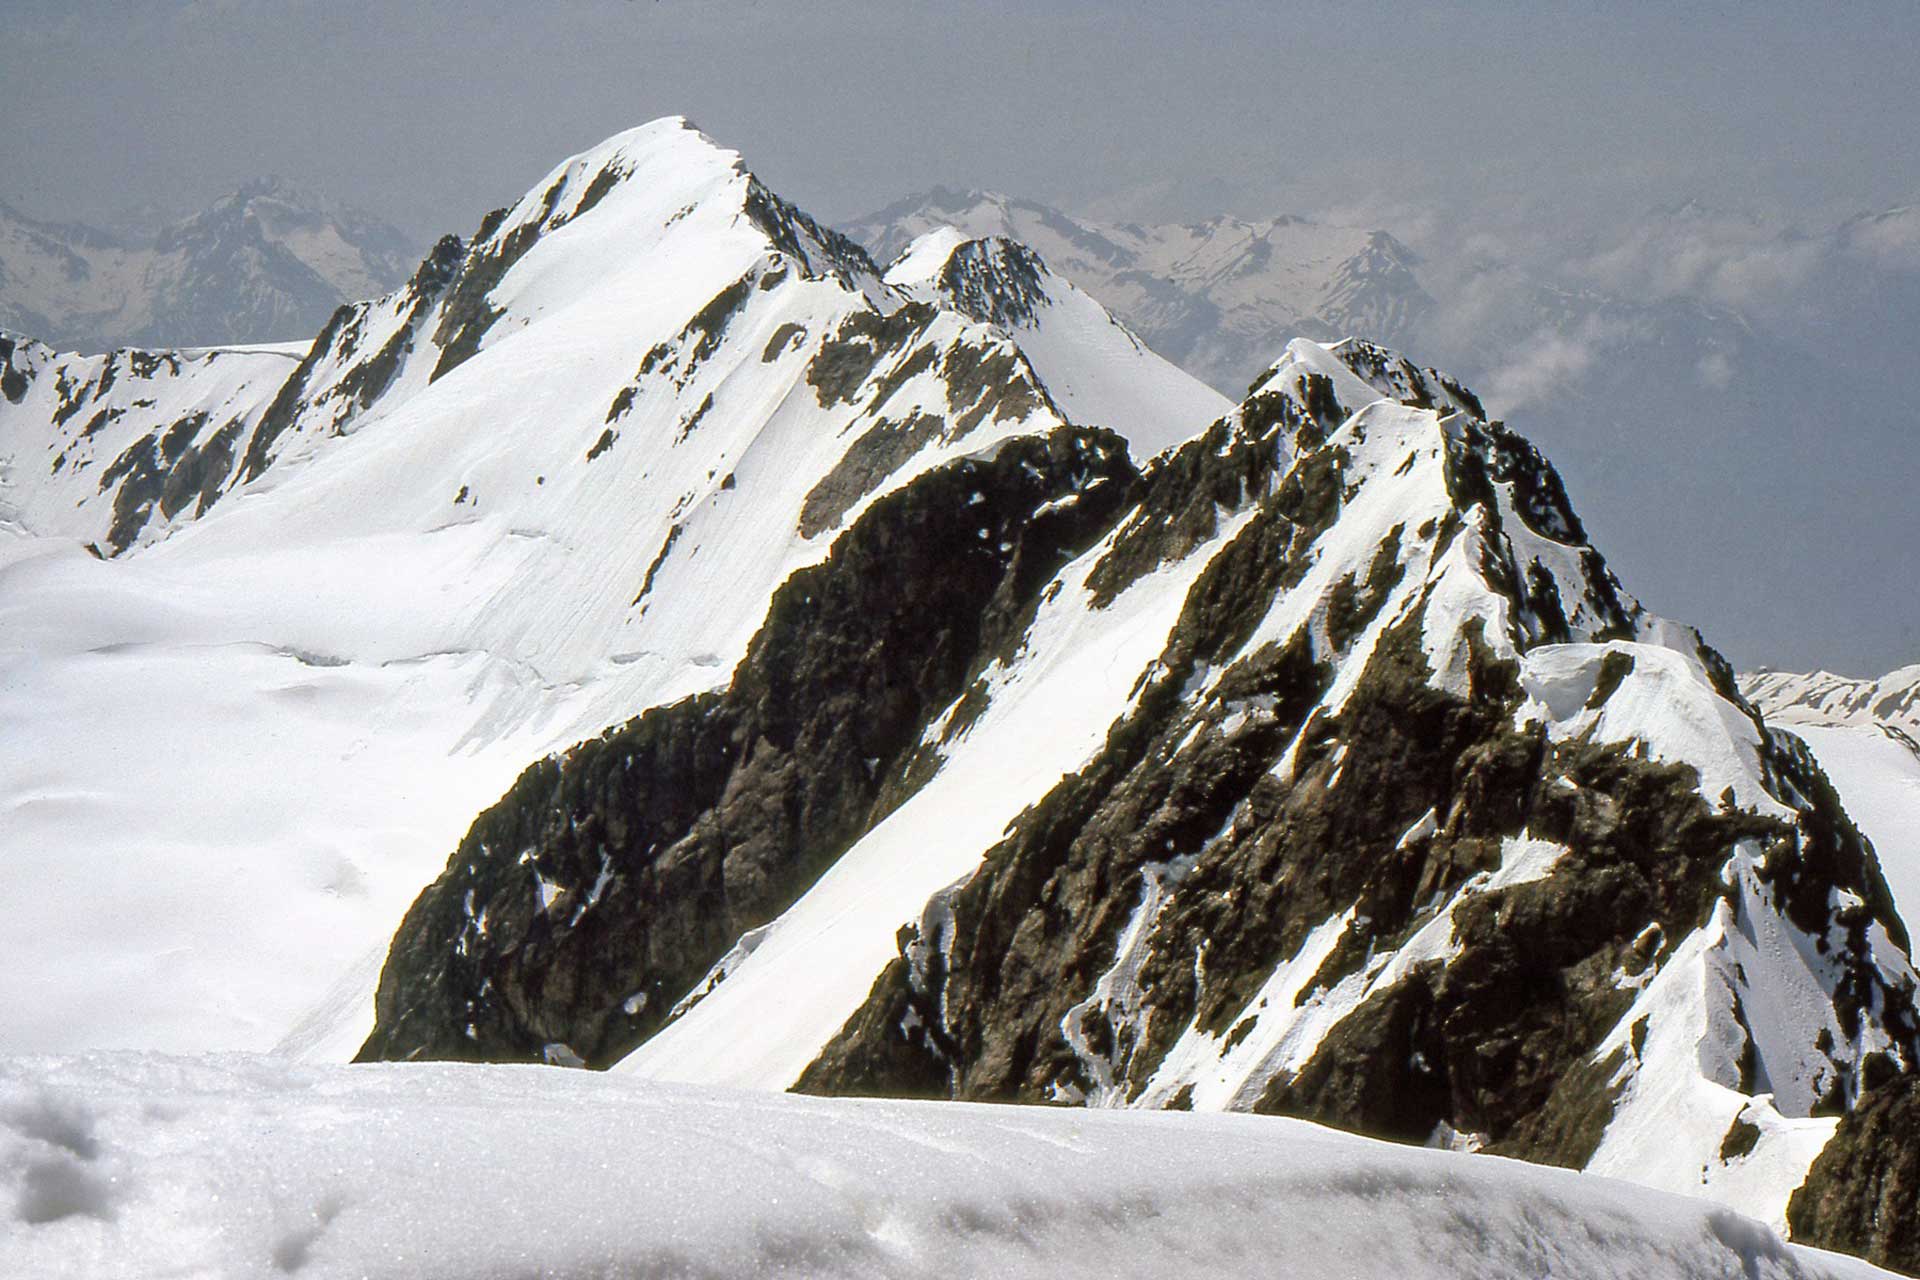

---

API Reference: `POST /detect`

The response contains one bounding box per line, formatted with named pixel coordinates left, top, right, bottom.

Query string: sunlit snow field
left=0, top=1055, right=1896, bottom=1279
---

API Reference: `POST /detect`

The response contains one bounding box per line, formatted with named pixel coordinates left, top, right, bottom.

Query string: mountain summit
left=846, top=189, right=1432, bottom=392
left=0, top=116, right=1222, bottom=1064
left=354, top=308, right=1914, bottom=1240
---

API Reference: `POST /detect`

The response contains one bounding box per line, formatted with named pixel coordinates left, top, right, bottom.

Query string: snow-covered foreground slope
left=0, top=117, right=1217, bottom=1060
left=0, top=1053, right=1895, bottom=1280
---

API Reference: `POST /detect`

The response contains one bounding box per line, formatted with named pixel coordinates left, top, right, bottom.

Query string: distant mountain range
left=0, top=178, right=419, bottom=352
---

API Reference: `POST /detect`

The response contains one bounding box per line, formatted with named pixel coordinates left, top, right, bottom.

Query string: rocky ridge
left=361, top=330, right=1919, bottom=1238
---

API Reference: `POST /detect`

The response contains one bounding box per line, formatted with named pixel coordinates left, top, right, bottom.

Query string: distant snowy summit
left=0, top=113, right=1226, bottom=1064
left=847, top=188, right=1431, bottom=394
left=881, top=226, right=1229, bottom=455
left=0, top=178, right=419, bottom=352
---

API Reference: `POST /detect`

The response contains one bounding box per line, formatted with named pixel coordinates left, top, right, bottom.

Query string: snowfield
left=0, top=1054, right=1896, bottom=1280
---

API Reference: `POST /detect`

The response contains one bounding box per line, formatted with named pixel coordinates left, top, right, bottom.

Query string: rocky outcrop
left=798, top=388, right=1912, bottom=1174
left=357, top=426, right=1136, bottom=1066
left=1788, top=1072, right=1920, bottom=1274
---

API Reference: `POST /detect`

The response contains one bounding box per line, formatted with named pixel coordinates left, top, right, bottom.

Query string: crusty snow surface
left=0, top=1054, right=1896, bottom=1280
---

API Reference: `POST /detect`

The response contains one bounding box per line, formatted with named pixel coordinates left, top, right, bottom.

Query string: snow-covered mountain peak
left=885, top=230, right=1048, bottom=328
left=447, top=117, right=886, bottom=349
left=848, top=193, right=1436, bottom=393
left=882, top=227, right=1227, bottom=456
left=338, top=318, right=1916, bottom=1242
left=9, top=120, right=1920, bottom=1273
left=2, top=115, right=1248, bottom=1062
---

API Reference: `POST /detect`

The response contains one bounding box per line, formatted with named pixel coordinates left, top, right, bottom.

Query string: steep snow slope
left=848, top=189, right=1430, bottom=392
left=883, top=228, right=1229, bottom=456
left=1, top=117, right=1204, bottom=1060
left=1744, top=667, right=1920, bottom=923
left=0, top=181, right=418, bottom=352
left=365, top=334, right=1918, bottom=1235
left=0, top=1053, right=1895, bottom=1280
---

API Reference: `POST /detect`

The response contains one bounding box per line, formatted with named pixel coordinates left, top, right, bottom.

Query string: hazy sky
left=4, top=0, right=1918, bottom=675
left=6, top=0, right=1918, bottom=239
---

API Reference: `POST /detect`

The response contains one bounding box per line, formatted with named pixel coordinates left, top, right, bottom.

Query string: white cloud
left=1564, top=215, right=1826, bottom=315
left=1695, top=351, right=1735, bottom=390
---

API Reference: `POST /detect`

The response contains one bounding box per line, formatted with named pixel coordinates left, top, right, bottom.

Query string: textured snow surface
left=1581, top=841, right=1889, bottom=1230
left=0, top=1053, right=1894, bottom=1280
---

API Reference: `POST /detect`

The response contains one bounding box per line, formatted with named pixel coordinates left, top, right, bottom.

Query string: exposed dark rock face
left=796, top=523, right=1824, bottom=1167
left=928, top=238, right=1050, bottom=330
left=742, top=179, right=881, bottom=288
left=237, top=261, right=453, bottom=486
left=793, top=347, right=1917, bottom=1186
left=0, top=334, right=28, bottom=403
left=358, top=426, right=1136, bottom=1066
left=1788, top=1073, right=1920, bottom=1274
left=430, top=184, right=563, bottom=384
left=96, top=412, right=247, bottom=552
